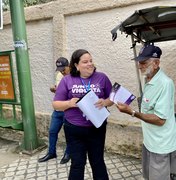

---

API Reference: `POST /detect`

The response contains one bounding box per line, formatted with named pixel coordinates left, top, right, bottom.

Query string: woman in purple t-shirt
left=53, top=49, right=113, bottom=180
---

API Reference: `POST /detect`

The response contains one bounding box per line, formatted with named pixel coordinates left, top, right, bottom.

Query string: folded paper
left=109, top=82, right=136, bottom=105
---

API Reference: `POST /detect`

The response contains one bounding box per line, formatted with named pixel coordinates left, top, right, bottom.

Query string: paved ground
left=0, top=137, right=143, bottom=180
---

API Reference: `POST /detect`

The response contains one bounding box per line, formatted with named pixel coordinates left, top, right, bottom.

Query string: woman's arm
left=95, top=98, right=114, bottom=109
left=52, top=98, right=79, bottom=111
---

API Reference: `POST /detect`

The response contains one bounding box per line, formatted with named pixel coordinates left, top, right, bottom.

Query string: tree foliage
left=2, top=0, right=56, bottom=11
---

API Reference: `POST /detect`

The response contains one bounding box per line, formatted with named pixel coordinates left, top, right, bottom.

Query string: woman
left=53, top=49, right=113, bottom=180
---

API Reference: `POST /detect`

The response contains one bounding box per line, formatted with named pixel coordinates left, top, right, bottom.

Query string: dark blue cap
left=56, top=57, right=69, bottom=71
left=134, top=45, right=162, bottom=62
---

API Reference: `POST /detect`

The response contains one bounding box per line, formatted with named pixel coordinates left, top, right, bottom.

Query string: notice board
left=0, top=52, right=16, bottom=102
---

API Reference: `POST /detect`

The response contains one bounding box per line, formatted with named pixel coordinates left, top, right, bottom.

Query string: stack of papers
left=76, top=90, right=110, bottom=128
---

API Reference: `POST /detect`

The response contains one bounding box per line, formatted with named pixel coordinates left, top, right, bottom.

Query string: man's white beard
left=141, top=65, right=153, bottom=77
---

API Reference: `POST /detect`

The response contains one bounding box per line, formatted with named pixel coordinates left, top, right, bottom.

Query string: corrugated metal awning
left=111, top=6, right=176, bottom=43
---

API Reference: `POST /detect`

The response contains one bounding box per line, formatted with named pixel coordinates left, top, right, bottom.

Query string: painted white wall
left=0, top=19, right=55, bottom=113
left=65, top=0, right=176, bottom=123
left=0, top=0, right=176, bottom=120
left=1, top=0, right=176, bottom=155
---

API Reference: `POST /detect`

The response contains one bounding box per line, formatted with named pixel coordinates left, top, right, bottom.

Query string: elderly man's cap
left=134, top=45, right=162, bottom=62
left=56, top=57, right=69, bottom=72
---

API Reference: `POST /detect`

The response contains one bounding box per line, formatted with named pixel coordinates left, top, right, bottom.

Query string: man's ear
left=154, top=59, right=160, bottom=69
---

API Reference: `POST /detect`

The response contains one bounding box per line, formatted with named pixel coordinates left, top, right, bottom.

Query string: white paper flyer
left=109, top=82, right=136, bottom=105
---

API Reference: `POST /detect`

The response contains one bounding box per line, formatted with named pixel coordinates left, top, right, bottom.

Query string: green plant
left=2, top=0, right=56, bottom=11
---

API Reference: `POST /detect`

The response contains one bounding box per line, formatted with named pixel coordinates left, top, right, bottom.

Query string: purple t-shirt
left=54, top=71, right=112, bottom=127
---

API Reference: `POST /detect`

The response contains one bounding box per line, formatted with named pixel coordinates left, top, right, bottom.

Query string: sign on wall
left=0, top=52, right=16, bottom=102
left=0, top=0, right=2, bottom=29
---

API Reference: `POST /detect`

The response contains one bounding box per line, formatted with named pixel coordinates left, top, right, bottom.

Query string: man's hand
left=116, top=102, right=132, bottom=115
left=50, top=86, right=56, bottom=93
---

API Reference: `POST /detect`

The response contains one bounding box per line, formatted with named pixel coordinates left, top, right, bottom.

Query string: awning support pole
left=131, top=35, right=143, bottom=96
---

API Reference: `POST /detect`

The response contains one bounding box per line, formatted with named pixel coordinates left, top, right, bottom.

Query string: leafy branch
left=2, top=0, right=56, bottom=11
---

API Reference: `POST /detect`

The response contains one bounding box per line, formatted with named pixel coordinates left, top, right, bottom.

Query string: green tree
left=3, top=0, right=56, bottom=11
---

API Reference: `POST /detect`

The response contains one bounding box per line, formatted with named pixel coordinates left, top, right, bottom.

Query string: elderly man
left=116, top=45, right=176, bottom=180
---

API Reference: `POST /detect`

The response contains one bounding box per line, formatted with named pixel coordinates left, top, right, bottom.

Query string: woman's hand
left=68, top=98, right=80, bottom=108
left=94, top=98, right=106, bottom=109
left=53, top=98, right=79, bottom=111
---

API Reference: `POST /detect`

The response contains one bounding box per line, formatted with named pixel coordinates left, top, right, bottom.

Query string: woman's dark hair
left=70, top=49, right=90, bottom=77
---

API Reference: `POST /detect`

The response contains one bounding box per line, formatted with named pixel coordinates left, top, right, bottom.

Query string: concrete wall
left=1, top=0, right=176, bottom=157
